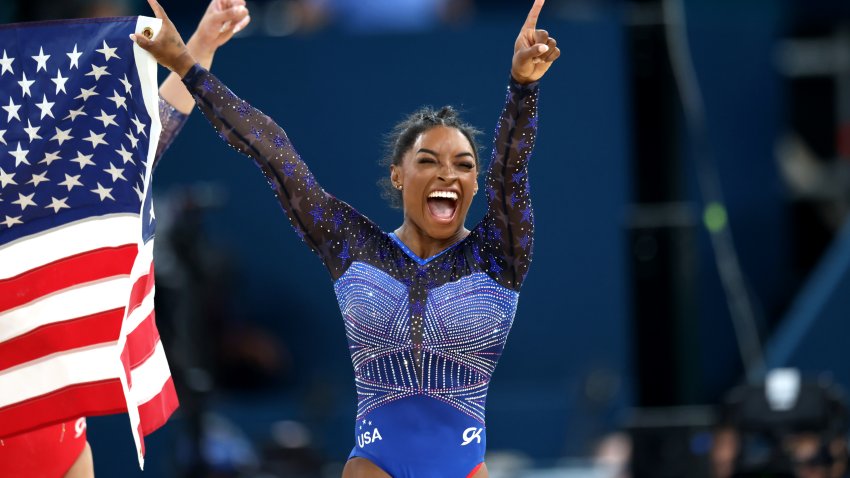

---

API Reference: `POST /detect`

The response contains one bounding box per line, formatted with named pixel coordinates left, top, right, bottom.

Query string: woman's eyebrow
left=416, top=148, right=474, bottom=159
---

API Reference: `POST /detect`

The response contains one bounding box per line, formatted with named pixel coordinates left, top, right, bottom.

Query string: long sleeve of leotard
left=473, top=78, right=540, bottom=292
left=152, top=96, right=189, bottom=170
left=181, top=64, right=377, bottom=279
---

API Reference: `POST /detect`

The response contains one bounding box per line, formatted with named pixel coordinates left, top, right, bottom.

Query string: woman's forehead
left=413, top=126, right=473, bottom=151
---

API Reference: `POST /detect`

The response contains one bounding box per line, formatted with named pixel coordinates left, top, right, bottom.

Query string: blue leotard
left=182, top=65, right=539, bottom=477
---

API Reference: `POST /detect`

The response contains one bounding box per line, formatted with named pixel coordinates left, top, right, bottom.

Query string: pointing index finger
left=147, top=0, right=165, bottom=20
left=523, top=0, right=546, bottom=29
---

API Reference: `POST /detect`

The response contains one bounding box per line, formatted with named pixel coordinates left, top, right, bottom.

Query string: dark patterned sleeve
left=472, top=78, right=539, bottom=291
left=151, top=96, right=189, bottom=170
left=181, top=64, right=376, bottom=279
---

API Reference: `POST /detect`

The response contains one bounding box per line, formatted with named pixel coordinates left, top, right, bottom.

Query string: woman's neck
left=394, top=221, right=469, bottom=260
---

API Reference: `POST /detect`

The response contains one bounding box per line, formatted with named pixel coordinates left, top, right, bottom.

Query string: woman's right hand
left=130, top=0, right=197, bottom=77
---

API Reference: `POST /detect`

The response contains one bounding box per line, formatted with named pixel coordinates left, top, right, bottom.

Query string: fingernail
left=234, top=16, right=249, bottom=33
left=129, top=33, right=136, bottom=41
left=539, top=45, right=549, bottom=53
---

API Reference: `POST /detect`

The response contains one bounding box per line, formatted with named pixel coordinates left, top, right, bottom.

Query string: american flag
left=0, top=16, right=176, bottom=466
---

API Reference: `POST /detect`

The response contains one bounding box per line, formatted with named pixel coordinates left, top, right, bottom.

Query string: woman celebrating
left=132, top=0, right=559, bottom=475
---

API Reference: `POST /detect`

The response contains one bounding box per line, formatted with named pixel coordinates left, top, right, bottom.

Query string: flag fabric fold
left=0, top=16, right=175, bottom=467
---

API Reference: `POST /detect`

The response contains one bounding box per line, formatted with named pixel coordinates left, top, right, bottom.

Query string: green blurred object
left=703, top=202, right=728, bottom=233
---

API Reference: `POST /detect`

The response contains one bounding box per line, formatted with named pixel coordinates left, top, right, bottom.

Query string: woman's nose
left=438, top=164, right=458, bottom=180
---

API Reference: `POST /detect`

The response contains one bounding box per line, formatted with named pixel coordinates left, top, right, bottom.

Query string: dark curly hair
left=379, top=106, right=482, bottom=209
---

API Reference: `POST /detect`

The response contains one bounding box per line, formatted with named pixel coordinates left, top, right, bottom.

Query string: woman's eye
left=418, top=158, right=436, bottom=164
left=459, top=163, right=474, bottom=170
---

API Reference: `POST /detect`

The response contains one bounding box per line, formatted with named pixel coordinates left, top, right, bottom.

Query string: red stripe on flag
left=0, top=308, right=124, bottom=371
left=137, top=377, right=178, bottom=436
left=0, top=245, right=137, bottom=312
left=121, top=338, right=133, bottom=390
left=125, top=311, right=160, bottom=369
left=0, top=379, right=126, bottom=439
left=127, top=263, right=154, bottom=315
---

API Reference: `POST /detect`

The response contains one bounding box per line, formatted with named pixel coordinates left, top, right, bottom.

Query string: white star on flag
left=70, top=151, right=95, bottom=169
left=1, top=215, right=22, bottom=228
left=0, top=168, right=17, bottom=187
left=58, top=173, right=83, bottom=191
left=90, top=182, right=114, bottom=201
left=131, top=115, right=146, bottom=136
left=39, top=151, right=61, bottom=166
left=104, top=163, right=126, bottom=182
left=64, top=106, right=87, bottom=121
left=18, top=72, right=34, bottom=97
left=95, top=110, right=118, bottom=128
left=86, top=64, right=110, bottom=81
left=23, top=120, right=42, bottom=142
left=45, top=197, right=71, bottom=213
left=51, top=126, right=74, bottom=145
left=116, top=144, right=135, bottom=164
left=35, top=94, right=55, bottom=119
left=67, top=44, right=82, bottom=69
left=9, top=142, right=29, bottom=166
left=0, top=130, right=6, bottom=145
left=76, top=85, right=98, bottom=101
left=12, top=192, right=37, bottom=210
left=3, top=97, right=21, bottom=122
left=120, top=74, right=132, bottom=96
left=51, top=69, right=69, bottom=94
left=82, top=130, right=108, bottom=149
left=107, top=90, right=127, bottom=110
left=125, top=131, right=139, bottom=148
left=27, top=171, right=50, bottom=186
left=0, top=49, right=14, bottom=75
left=96, top=40, right=120, bottom=61
left=32, top=46, right=50, bottom=72
left=133, top=183, right=144, bottom=201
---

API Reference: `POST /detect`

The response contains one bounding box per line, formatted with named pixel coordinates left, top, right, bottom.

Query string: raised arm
left=474, top=0, right=559, bottom=291
left=131, top=0, right=375, bottom=278
left=153, top=0, right=251, bottom=166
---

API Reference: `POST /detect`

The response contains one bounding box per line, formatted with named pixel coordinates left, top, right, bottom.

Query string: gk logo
left=461, top=427, right=483, bottom=446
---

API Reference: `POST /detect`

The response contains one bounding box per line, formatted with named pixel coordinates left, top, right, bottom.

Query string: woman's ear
left=390, top=165, right=402, bottom=190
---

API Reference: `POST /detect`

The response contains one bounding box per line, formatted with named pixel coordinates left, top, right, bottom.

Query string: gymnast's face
left=391, top=126, right=479, bottom=240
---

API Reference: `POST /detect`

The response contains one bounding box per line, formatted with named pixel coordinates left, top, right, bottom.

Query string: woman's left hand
left=511, top=0, right=560, bottom=84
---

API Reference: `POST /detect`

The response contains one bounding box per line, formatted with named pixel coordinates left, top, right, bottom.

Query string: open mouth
left=426, top=190, right=459, bottom=223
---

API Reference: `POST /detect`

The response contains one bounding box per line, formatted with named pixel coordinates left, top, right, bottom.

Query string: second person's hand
left=186, top=0, right=251, bottom=63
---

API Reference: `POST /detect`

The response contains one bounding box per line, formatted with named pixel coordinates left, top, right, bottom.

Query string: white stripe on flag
left=127, top=283, right=156, bottom=333
left=130, top=340, right=171, bottom=405
left=0, top=277, right=132, bottom=342
left=0, top=215, right=139, bottom=278
left=0, top=343, right=121, bottom=408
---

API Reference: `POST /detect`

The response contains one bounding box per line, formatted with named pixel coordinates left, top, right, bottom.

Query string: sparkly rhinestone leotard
left=182, top=65, right=539, bottom=477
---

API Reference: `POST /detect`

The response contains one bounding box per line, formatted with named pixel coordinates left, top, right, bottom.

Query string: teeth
left=428, top=190, right=458, bottom=201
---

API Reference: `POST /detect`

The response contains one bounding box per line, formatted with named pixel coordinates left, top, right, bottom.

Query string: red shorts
left=0, top=417, right=88, bottom=477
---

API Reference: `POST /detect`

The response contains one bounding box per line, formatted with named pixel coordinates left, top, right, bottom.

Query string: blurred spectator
left=711, top=371, right=849, bottom=478
left=13, top=0, right=132, bottom=22
left=287, top=0, right=473, bottom=34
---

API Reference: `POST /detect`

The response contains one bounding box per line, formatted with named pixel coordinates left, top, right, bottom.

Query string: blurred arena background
left=5, top=0, right=850, bottom=476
